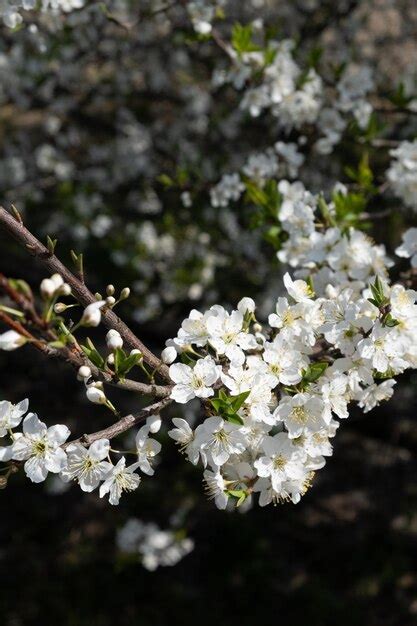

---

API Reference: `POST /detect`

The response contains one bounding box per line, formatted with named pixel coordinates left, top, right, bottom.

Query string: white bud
left=0, top=330, right=27, bottom=351
left=60, top=283, right=71, bottom=296
left=40, top=278, right=56, bottom=299
left=54, top=302, right=68, bottom=314
left=130, top=349, right=142, bottom=359
left=253, top=322, right=262, bottom=333
left=86, top=386, right=107, bottom=405
left=106, top=296, right=116, bottom=306
left=77, top=365, right=92, bottom=380
left=106, top=329, right=123, bottom=350
left=237, top=297, right=256, bottom=314
left=120, top=287, right=130, bottom=300
left=146, top=414, right=161, bottom=434
left=106, top=284, right=115, bottom=296
left=51, top=274, right=64, bottom=289
left=80, top=300, right=106, bottom=327
left=161, top=346, right=177, bottom=364
left=107, top=353, right=115, bottom=365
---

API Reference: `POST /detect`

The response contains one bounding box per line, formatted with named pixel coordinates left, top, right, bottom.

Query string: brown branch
left=0, top=310, right=58, bottom=357
left=0, top=272, right=48, bottom=329
left=0, top=206, right=170, bottom=381
left=0, top=295, right=171, bottom=398
left=65, top=397, right=173, bottom=448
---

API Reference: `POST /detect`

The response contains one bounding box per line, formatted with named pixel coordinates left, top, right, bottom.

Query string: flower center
left=291, top=406, right=309, bottom=424
left=273, top=455, right=287, bottom=470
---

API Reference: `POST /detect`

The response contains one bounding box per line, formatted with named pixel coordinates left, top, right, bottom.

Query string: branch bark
left=0, top=206, right=170, bottom=381
left=64, top=397, right=173, bottom=448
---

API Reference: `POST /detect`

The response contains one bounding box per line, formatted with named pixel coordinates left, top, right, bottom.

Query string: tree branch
left=64, top=397, right=173, bottom=447
left=0, top=206, right=170, bottom=381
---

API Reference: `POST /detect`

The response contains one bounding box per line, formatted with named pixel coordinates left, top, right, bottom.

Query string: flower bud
left=0, top=330, right=28, bottom=351
left=80, top=300, right=106, bottom=327
left=78, top=365, right=92, bottom=380
left=146, top=414, right=161, bottom=433
left=253, top=322, right=262, bottom=333
left=60, top=284, right=71, bottom=296
left=161, top=346, right=177, bottom=364
left=106, top=296, right=116, bottom=306
left=120, top=287, right=130, bottom=300
left=0, top=476, right=8, bottom=490
left=106, top=329, right=123, bottom=350
left=106, top=284, right=115, bottom=296
left=86, top=386, right=107, bottom=405
left=130, top=349, right=142, bottom=359
left=54, top=302, right=68, bottom=314
left=237, top=297, right=256, bottom=314
left=107, top=353, right=115, bottom=365
left=51, top=274, right=64, bottom=289
left=40, top=278, right=56, bottom=299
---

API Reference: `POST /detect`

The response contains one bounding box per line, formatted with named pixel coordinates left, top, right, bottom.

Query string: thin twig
left=0, top=206, right=170, bottom=381
left=64, top=397, right=173, bottom=448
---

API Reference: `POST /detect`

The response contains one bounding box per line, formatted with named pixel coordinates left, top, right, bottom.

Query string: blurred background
left=1, top=1, right=417, bottom=624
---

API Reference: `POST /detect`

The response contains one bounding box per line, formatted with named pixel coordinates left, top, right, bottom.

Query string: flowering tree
left=1, top=0, right=417, bottom=565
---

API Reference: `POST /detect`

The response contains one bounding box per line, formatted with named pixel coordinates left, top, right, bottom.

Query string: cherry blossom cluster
left=213, top=33, right=374, bottom=150
left=164, top=271, right=417, bottom=508
left=274, top=182, right=392, bottom=293
left=0, top=398, right=163, bottom=503
left=116, top=518, right=194, bottom=571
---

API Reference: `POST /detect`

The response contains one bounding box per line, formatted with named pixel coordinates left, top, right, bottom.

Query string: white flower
left=319, top=375, right=349, bottom=420
left=194, top=416, right=246, bottom=466
left=396, top=228, right=417, bottom=268
left=0, top=330, right=27, bottom=351
left=135, top=425, right=161, bottom=475
left=254, top=433, right=305, bottom=492
left=203, top=469, right=228, bottom=509
left=206, top=308, right=257, bottom=364
left=357, top=322, right=403, bottom=373
left=11, top=413, right=69, bottom=483
left=389, top=284, right=417, bottom=318
left=80, top=300, right=106, bottom=327
left=60, top=439, right=112, bottom=491
left=262, top=335, right=304, bottom=386
left=99, top=457, right=141, bottom=505
left=274, top=393, right=326, bottom=438
left=169, top=356, right=220, bottom=403
left=0, top=398, right=28, bottom=437
left=283, top=272, right=314, bottom=302
left=168, top=418, right=202, bottom=465
left=357, top=379, right=396, bottom=412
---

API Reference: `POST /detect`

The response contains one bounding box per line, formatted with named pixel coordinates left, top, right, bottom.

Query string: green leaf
left=81, top=342, right=105, bottom=369
left=231, top=23, right=260, bottom=55
left=388, top=82, right=413, bottom=108
left=302, top=362, right=328, bottom=384
left=230, top=390, right=251, bottom=411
